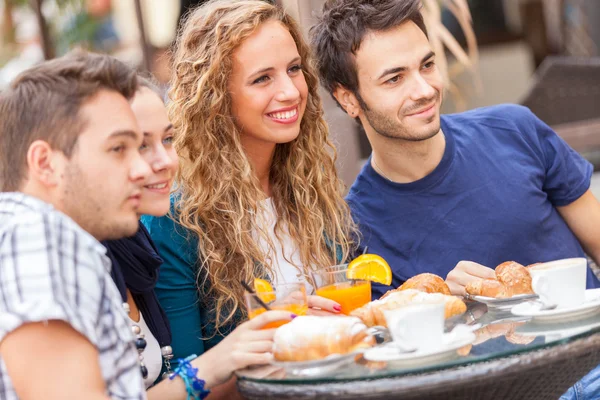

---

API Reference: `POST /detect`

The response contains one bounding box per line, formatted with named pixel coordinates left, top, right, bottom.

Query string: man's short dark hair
left=0, top=50, right=138, bottom=191
left=310, top=0, right=427, bottom=109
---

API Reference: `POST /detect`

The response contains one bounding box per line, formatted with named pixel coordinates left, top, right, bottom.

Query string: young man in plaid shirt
left=0, top=51, right=150, bottom=399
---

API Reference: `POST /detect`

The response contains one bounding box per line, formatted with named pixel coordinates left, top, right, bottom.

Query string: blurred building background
left=1, top=0, right=599, bottom=193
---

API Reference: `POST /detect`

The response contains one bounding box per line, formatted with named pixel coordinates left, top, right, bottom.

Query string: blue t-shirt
left=347, top=104, right=600, bottom=299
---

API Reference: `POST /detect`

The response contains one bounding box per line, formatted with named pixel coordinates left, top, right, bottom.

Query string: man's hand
left=446, top=261, right=496, bottom=297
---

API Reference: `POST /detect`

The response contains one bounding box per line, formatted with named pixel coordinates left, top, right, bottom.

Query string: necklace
left=123, top=302, right=148, bottom=379
left=372, top=158, right=394, bottom=182
left=123, top=302, right=174, bottom=381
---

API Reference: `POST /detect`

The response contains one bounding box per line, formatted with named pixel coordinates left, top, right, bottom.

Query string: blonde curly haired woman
left=142, top=0, right=357, bottom=384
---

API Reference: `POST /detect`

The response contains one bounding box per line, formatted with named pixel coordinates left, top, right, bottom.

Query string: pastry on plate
left=465, top=261, right=534, bottom=298
left=273, top=316, right=375, bottom=362
left=351, top=288, right=467, bottom=327
left=398, top=273, right=452, bottom=295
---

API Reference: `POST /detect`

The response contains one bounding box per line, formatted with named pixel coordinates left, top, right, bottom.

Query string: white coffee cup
left=383, top=302, right=445, bottom=351
left=529, top=257, right=587, bottom=309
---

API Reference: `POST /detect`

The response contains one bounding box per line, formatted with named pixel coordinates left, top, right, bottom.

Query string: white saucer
left=467, top=293, right=538, bottom=309
left=511, top=289, right=600, bottom=322
left=363, top=329, right=476, bottom=366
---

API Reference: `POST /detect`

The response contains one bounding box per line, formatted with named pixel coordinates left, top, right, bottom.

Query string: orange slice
left=253, top=278, right=276, bottom=303
left=347, top=254, right=392, bottom=285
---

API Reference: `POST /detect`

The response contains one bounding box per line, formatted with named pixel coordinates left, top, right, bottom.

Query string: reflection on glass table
left=237, top=300, right=600, bottom=383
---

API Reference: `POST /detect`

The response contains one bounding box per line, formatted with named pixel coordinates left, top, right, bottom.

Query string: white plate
left=511, top=289, right=600, bottom=322
left=271, top=349, right=364, bottom=376
left=467, top=293, right=539, bottom=309
left=363, top=329, right=476, bottom=366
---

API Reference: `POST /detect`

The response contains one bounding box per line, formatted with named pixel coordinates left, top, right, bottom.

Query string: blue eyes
left=139, top=136, right=173, bottom=152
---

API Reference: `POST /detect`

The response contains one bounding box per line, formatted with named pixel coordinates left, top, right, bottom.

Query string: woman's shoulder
left=141, top=214, right=187, bottom=243
left=142, top=194, right=184, bottom=236
left=141, top=195, right=200, bottom=268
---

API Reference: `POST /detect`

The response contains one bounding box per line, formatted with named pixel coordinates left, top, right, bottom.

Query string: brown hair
left=0, top=50, right=138, bottom=191
left=170, top=0, right=357, bottom=331
left=310, top=0, right=427, bottom=110
left=137, top=74, right=164, bottom=99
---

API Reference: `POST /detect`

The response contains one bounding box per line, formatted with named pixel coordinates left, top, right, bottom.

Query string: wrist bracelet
left=169, top=354, right=211, bottom=400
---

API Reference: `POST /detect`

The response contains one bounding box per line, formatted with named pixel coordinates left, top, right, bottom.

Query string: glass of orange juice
left=312, top=264, right=371, bottom=315
left=245, top=282, right=308, bottom=329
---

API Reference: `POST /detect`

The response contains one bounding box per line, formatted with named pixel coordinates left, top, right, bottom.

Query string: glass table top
left=237, top=293, right=600, bottom=384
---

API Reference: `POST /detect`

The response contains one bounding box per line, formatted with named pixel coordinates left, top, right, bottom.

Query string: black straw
left=241, top=280, right=272, bottom=311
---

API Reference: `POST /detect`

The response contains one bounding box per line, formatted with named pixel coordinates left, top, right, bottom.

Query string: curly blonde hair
left=170, top=0, right=357, bottom=330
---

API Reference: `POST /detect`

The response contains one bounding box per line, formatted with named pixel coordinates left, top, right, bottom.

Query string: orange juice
left=316, top=281, right=371, bottom=314
left=248, top=303, right=308, bottom=329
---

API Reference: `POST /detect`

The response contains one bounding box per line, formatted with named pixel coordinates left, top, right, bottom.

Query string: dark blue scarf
left=103, top=222, right=172, bottom=347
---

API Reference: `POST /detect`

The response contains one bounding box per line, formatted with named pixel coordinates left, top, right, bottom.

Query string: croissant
left=351, top=289, right=466, bottom=327
left=465, top=261, right=534, bottom=298
left=398, top=273, right=451, bottom=295
left=465, top=278, right=511, bottom=298
left=495, top=261, right=533, bottom=295
left=272, top=316, right=375, bottom=362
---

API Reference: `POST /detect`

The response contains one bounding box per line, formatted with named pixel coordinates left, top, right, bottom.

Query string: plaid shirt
left=0, top=193, right=146, bottom=399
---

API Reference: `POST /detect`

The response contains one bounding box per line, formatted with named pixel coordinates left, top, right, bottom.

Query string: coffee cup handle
left=532, top=275, right=551, bottom=304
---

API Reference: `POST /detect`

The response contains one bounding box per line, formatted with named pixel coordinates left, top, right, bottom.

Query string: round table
left=236, top=300, right=600, bottom=400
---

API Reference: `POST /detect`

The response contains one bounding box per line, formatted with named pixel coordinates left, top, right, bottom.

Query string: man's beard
left=61, top=162, right=137, bottom=240
left=362, top=92, right=441, bottom=141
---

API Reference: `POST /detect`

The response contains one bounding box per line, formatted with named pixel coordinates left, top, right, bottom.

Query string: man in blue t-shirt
left=310, top=0, right=600, bottom=299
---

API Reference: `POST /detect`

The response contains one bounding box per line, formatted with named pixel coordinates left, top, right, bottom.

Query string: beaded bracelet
left=169, top=355, right=211, bottom=400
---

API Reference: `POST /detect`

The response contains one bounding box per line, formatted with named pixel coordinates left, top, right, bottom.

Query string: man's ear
left=26, top=140, right=62, bottom=187
left=332, top=85, right=361, bottom=118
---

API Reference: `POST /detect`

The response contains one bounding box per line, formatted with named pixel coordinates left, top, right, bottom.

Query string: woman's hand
left=278, top=289, right=342, bottom=316
left=191, top=310, right=294, bottom=388
left=307, top=295, right=342, bottom=316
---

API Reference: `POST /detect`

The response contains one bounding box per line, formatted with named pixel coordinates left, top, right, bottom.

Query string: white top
left=0, top=193, right=145, bottom=399
left=255, top=199, right=312, bottom=289
left=130, top=311, right=162, bottom=389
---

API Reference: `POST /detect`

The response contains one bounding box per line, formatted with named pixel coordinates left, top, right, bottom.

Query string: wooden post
left=33, top=0, right=55, bottom=60
left=134, top=0, right=152, bottom=73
